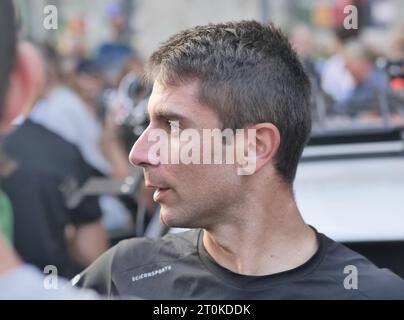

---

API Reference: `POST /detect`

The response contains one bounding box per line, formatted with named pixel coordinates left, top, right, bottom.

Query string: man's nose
left=129, top=128, right=154, bottom=168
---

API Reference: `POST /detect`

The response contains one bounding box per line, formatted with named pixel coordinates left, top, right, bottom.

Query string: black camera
left=377, top=57, right=404, bottom=80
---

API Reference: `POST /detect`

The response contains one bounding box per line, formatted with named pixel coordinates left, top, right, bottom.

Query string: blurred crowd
left=0, top=3, right=153, bottom=279
left=289, top=24, right=404, bottom=130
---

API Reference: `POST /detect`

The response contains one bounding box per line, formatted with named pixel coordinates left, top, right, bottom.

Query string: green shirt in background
left=0, top=190, right=13, bottom=244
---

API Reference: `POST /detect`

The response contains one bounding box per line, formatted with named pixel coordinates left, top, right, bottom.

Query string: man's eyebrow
left=149, top=108, right=192, bottom=124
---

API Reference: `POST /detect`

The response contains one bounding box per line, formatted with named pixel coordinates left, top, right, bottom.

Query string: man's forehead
left=146, top=80, right=221, bottom=128
left=147, top=80, right=200, bottom=116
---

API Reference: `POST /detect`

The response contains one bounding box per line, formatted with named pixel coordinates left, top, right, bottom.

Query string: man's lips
left=155, top=187, right=170, bottom=192
left=144, top=181, right=172, bottom=201
left=153, top=187, right=171, bottom=202
left=145, top=182, right=170, bottom=190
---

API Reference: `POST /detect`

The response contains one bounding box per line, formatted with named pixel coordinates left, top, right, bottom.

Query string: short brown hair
left=146, top=20, right=311, bottom=183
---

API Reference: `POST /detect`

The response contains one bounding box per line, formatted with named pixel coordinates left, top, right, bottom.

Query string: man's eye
left=167, top=120, right=180, bottom=132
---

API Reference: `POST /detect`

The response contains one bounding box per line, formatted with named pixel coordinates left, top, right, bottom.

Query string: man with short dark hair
left=77, top=21, right=404, bottom=299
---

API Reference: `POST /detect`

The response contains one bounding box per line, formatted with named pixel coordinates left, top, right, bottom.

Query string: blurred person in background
left=326, top=41, right=390, bottom=118
left=0, top=0, right=98, bottom=299
left=342, top=41, right=389, bottom=103
left=72, top=58, right=131, bottom=180
left=30, top=48, right=112, bottom=177
left=72, top=58, right=135, bottom=230
left=30, top=48, right=133, bottom=232
left=1, top=42, right=108, bottom=278
left=289, top=24, right=324, bottom=127
left=289, top=24, right=321, bottom=87
left=320, top=28, right=356, bottom=102
left=95, top=1, right=135, bottom=87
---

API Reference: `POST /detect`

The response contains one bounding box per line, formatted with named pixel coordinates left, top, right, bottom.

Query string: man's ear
left=1, top=42, right=44, bottom=132
left=245, top=123, right=280, bottom=174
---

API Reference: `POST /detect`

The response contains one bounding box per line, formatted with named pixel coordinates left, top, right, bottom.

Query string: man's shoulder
left=112, top=229, right=201, bottom=272
left=75, top=229, right=201, bottom=294
left=319, top=234, right=404, bottom=299
left=4, top=120, right=82, bottom=160
left=359, top=266, right=404, bottom=299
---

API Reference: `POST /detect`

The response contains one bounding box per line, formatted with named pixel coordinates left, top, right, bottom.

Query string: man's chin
left=159, top=207, right=192, bottom=229
left=159, top=207, right=175, bottom=227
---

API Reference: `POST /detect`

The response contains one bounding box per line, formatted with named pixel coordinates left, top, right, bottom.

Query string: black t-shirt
left=1, top=120, right=102, bottom=278
left=75, top=228, right=404, bottom=299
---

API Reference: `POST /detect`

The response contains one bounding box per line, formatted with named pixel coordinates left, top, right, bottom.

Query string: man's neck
left=202, top=185, right=318, bottom=276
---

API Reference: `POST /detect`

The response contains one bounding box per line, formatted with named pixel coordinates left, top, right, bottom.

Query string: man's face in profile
left=129, top=80, right=246, bottom=228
